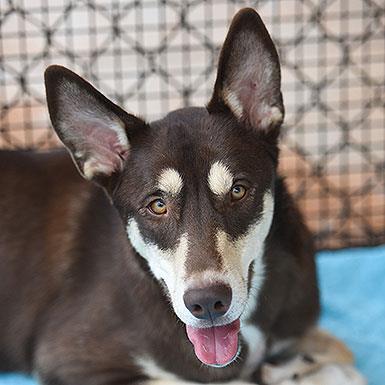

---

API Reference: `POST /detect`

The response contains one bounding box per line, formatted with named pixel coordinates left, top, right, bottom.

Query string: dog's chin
left=185, top=318, right=241, bottom=367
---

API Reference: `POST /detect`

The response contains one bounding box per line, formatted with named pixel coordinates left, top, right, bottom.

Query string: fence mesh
left=1, top=0, right=384, bottom=250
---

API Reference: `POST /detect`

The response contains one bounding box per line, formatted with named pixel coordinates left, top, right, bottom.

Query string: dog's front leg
left=138, top=381, right=255, bottom=385
left=37, top=371, right=257, bottom=385
left=37, top=376, right=256, bottom=385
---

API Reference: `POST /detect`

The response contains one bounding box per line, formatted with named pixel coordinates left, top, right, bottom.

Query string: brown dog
left=0, top=8, right=364, bottom=385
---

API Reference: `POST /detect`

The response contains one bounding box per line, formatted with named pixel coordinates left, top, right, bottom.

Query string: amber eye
left=231, top=185, right=247, bottom=201
left=148, top=199, right=167, bottom=215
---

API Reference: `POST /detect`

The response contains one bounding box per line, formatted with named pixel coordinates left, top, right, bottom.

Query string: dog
left=0, top=8, right=366, bottom=385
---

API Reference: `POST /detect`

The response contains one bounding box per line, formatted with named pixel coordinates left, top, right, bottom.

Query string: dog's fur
left=0, top=8, right=364, bottom=385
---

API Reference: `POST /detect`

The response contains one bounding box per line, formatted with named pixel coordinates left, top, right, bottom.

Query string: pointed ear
left=208, top=8, right=284, bottom=132
left=45, top=65, right=146, bottom=185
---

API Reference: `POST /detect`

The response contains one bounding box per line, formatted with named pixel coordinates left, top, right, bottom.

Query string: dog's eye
left=148, top=199, right=167, bottom=215
left=231, top=185, right=247, bottom=201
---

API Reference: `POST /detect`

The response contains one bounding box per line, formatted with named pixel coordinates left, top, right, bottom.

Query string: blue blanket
left=318, top=245, right=385, bottom=385
left=1, top=245, right=384, bottom=385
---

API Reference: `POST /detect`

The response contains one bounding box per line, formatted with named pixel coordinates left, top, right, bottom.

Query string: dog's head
left=45, top=8, right=283, bottom=368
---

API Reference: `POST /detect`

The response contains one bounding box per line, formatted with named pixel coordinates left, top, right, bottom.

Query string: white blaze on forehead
left=208, top=161, right=234, bottom=196
left=157, top=168, right=183, bottom=196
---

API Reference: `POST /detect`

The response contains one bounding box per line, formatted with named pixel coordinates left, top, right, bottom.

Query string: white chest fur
left=240, top=323, right=266, bottom=380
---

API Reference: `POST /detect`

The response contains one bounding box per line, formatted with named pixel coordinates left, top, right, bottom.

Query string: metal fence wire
left=0, top=0, right=384, bottom=250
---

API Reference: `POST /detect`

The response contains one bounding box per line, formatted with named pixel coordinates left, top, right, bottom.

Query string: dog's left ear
left=208, top=8, right=284, bottom=133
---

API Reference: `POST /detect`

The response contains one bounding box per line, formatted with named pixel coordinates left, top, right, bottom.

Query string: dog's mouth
left=186, top=319, right=240, bottom=367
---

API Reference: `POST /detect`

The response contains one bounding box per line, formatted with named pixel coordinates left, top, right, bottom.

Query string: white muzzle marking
left=126, top=219, right=201, bottom=326
left=215, top=190, right=274, bottom=323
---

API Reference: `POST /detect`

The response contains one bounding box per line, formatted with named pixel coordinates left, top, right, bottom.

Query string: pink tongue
left=186, top=319, right=240, bottom=366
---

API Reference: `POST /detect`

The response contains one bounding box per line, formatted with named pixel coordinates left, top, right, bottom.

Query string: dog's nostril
left=183, top=284, right=232, bottom=320
left=192, top=304, right=203, bottom=315
left=214, top=300, right=225, bottom=311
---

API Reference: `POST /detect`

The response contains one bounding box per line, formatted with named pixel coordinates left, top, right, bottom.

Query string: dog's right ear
left=45, top=65, right=146, bottom=185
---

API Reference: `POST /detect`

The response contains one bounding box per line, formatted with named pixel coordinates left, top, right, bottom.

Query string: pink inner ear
left=70, top=121, right=129, bottom=179
left=238, top=79, right=259, bottom=111
left=232, top=78, right=283, bottom=130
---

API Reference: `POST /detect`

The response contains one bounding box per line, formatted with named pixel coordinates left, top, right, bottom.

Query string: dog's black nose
left=183, top=284, right=232, bottom=320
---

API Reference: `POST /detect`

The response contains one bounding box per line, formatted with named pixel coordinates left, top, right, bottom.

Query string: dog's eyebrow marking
left=157, top=168, right=183, bottom=196
left=208, top=161, right=233, bottom=196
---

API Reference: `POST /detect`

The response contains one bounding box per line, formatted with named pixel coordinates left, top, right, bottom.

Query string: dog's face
left=45, top=8, right=283, bottom=367
left=116, top=108, right=277, bottom=327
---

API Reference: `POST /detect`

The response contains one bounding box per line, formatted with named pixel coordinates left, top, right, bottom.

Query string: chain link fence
left=1, top=0, right=384, bottom=249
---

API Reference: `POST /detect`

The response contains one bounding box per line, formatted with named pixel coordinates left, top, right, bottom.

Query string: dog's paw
left=277, top=363, right=367, bottom=385
left=262, top=328, right=367, bottom=385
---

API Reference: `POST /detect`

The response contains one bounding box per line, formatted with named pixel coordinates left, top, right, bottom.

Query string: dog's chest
left=240, top=323, right=266, bottom=379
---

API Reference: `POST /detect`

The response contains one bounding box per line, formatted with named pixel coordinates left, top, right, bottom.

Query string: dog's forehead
left=145, top=108, right=266, bottom=178
left=118, top=107, right=275, bottom=251
left=123, top=107, right=273, bottom=202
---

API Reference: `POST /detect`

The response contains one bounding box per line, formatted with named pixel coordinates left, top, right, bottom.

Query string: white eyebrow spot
left=208, top=161, right=233, bottom=196
left=157, top=168, right=183, bottom=196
